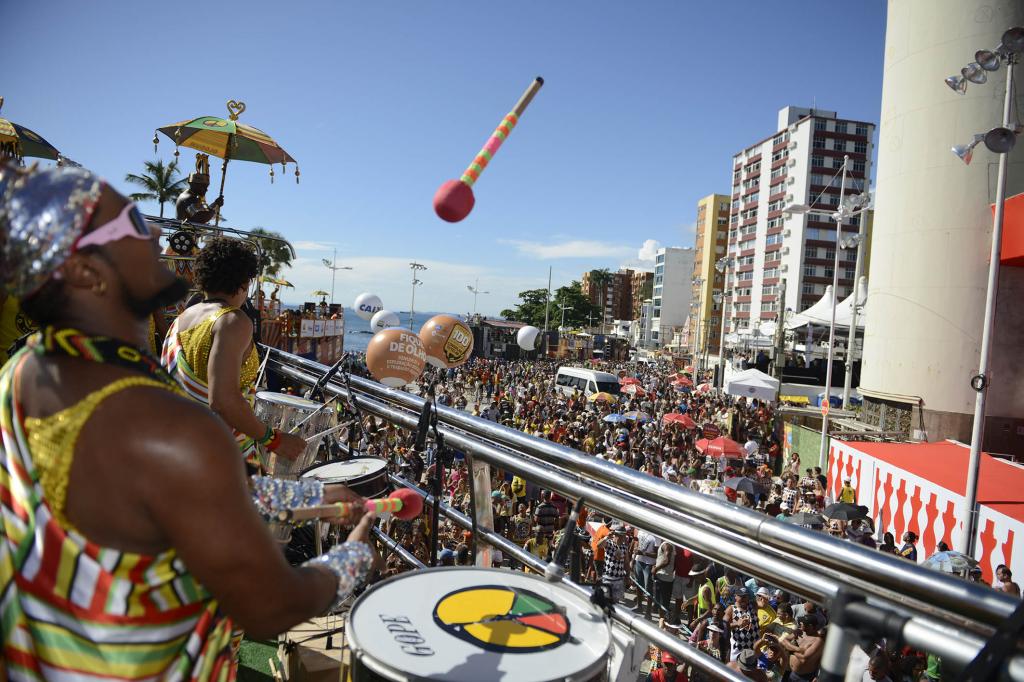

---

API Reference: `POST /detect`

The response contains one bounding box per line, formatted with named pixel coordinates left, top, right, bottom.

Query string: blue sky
left=8, top=1, right=886, bottom=316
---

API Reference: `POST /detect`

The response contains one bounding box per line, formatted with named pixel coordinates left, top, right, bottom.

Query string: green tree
left=552, top=281, right=601, bottom=328
left=587, top=268, right=613, bottom=332
left=500, top=288, right=549, bottom=327
left=250, top=227, right=296, bottom=276
left=124, top=159, right=187, bottom=218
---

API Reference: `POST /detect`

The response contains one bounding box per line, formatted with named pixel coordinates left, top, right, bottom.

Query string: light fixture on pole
left=322, top=248, right=353, bottom=304
left=408, top=261, right=427, bottom=329
left=946, top=25, right=1022, bottom=557
left=557, top=303, right=572, bottom=330
left=713, top=254, right=733, bottom=388
left=783, top=156, right=873, bottom=473
left=691, top=276, right=705, bottom=372
left=466, top=278, right=489, bottom=315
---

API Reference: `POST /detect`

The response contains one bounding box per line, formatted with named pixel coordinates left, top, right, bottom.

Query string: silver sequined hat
left=0, top=163, right=103, bottom=298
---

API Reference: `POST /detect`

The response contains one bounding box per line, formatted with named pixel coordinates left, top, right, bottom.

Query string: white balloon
left=517, top=325, right=541, bottom=351
left=353, top=292, right=383, bottom=321
left=370, top=309, right=401, bottom=333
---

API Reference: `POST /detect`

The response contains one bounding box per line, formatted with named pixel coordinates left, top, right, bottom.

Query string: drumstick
left=254, top=348, right=271, bottom=389
left=304, top=420, right=354, bottom=443
left=276, top=488, right=424, bottom=523
left=288, top=394, right=341, bottom=434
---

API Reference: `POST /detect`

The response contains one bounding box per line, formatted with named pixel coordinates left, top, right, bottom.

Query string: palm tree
left=124, top=159, right=187, bottom=217
left=588, top=268, right=613, bottom=334
left=250, top=227, right=296, bottom=276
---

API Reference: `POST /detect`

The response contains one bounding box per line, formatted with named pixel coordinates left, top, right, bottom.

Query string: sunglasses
left=75, top=202, right=153, bottom=251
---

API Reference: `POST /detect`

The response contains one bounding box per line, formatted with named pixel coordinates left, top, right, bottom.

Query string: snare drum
left=254, top=391, right=334, bottom=478
left=301, top=458, right=389, bottom=499
left=347, top=567, right=611, bottom=681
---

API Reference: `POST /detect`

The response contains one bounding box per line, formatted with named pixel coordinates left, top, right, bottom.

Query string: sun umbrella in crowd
left=673, top=375, right=694, bottom=387
left=696, top=436, right=745, bottom=458
left=695, top=382, right=713, bottom=394
left=724, top=476, right=764, bottom=495
left=662, top=413, right=698, bottom=429
left=621, top=384, right=645, bottom=397
left=823, top=503, right=869, bottom=521
left=923, top=550, right=978, bottom=575
left=603, top=413, right=628, bottom=424
left=786, top=512, right=825, bottom=527
left=619, top=376, right=641, bottom=385
left=623, top=410, right=652, bottom=423
left=589, top=392, right=617, bottom=403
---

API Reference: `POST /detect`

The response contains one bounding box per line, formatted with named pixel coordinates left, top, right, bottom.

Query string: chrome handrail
left=266, top=348, right=1024, bottom=680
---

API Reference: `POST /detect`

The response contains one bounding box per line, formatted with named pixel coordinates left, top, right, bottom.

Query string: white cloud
left=620, top=238, right=661, bottom=272
left=290, top=240, right=338, bottom=251
left=499, top=239, right=635, bottom=261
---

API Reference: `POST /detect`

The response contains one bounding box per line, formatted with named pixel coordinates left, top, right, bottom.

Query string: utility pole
left=467, top=278, right=489, bottom=315
left=409, top=261, right=427, bottom=329
left=773, top=278, right=787, bottom=381
left=542, top=266, right=552, bottom=355
left=322, top=248, right=353, bottom=304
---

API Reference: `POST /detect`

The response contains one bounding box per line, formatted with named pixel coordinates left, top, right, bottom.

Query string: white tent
left=724, top=368, right=780, bottom=401
left=785, top=278, right=868, bottom=330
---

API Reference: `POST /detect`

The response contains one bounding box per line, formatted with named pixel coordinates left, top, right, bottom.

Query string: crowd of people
left=336, top=356, right=1019, bottom=682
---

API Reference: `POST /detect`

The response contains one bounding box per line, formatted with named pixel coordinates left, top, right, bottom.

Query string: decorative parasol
left=260, top=276, right=293, bottom=287
left=588, top=392, right=618, bottom=404
left=621, top=384, right=645, bottom=397
left=602, top=413, right=628, bottom=424
left=785, top=512, right=824, bottom=527
left=0, top=97, right=61, bottom=162
left=154, top=100, right=298, bottom=225
left=724, top=476, right=764, bottom=495
left=311, top=289, right=330, bottom=302
left=619, top=376, right=641, bottom=386
left=673, top=375, right=694, bottom=387
left=623, top=410, right=652, bottom=423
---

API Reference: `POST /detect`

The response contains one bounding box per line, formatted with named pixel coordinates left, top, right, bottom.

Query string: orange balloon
left=366, top=328, right=427, bottom=387
left=418, top=314, right=474, bottom=369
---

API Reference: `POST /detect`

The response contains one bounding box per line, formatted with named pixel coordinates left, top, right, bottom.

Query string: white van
left=554, top=366, right=621, bottom=398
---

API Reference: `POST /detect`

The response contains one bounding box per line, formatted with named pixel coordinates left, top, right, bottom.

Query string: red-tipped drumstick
left=276, top=487, right=424, bottom=523
left=433, top=77, right=544, bottom=223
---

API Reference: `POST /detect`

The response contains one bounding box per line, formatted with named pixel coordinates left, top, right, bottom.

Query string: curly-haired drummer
left=0, top=163, right=374, bottom=679
left=162, top=235, right=307, bottom=469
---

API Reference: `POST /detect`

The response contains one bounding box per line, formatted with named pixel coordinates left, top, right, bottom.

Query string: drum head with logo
left=302, top=458, right=386, bottom=483
left=348, top=567, right=610, bottom=681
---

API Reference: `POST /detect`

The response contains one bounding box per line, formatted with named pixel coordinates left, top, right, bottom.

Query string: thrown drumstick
left=276, top=488, right=424, bottom=523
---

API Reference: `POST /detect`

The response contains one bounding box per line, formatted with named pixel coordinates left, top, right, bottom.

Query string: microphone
left=276, top=488, right=424, bottom=523
left=305, top=353, right=349, bottom=400
left=545, top=498, right=585, bottom=583
left=414, top=380, right=439, bottom=452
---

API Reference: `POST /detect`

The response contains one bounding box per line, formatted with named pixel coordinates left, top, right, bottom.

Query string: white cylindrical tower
left=860, top=0, right=1024, bottom=454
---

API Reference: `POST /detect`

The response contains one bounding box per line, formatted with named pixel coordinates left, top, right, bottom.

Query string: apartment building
left=650, top=246, right=695, bottom=347
left=687, top=193, right=731, bottom=358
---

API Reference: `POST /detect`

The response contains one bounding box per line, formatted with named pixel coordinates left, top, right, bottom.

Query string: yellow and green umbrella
left=154, top=100, right=298, bottom=224
left=0, top=97, right=61, bottom=162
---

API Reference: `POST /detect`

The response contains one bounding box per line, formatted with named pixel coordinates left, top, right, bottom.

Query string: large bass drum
left=346, top=567, right=611, bottom=682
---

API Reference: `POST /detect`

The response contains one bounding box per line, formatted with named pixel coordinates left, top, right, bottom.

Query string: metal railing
left=265, top=347, right=1024, bottom=680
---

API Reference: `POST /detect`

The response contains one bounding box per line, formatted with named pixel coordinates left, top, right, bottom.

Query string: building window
left=834, top=121, right=847, bottom=134
left=855, top=124, right=869, bottom=136
left=766, top=233, right=783, bottom=245
left=814, top=118, right=827, bottom=131
left=804, top=265, right=816, bottom=277
left=825, top=248, right=836, bottom=261
left=763, top=267, right=779, bottom=279
left=805, top=246, right=817, bottom=258
left=845, top=267, right=855, bottom=279
left=833, top=139, right=846, bottom=152
left=813, top=136, right=826, bottom=149
left=853, top=160, right=866, bottom=173
left=761, top=302, right=776, bottom=312
left=803, top=283, right=814, bottom=294
left=738, top=271, right=754, bottom=281
left=811, top=154, right=824, bottom=167
left=854, top=141, right=868, bottom=154
left=824, top=267, right=834, bottom=278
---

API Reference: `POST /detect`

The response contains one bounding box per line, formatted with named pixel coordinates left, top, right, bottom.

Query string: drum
left=301, top=458, right=390, bottom=500
left=347, top=567, right=611, bottom=682
left=255, top=392, right=334, bottom=543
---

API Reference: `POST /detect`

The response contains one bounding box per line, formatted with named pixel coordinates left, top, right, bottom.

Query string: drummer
left=0, top=164, right=375, bottom=678
left=161, top=235, right=306, bottom=469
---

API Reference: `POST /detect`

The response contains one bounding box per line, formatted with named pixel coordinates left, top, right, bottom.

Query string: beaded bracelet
left=257, top=424, right=275, bottom=445
left=250, top=476, right=324, bottom=522
left=265, top=429, right=284, bottom=452
left=304, top=541, right=374, bottom=612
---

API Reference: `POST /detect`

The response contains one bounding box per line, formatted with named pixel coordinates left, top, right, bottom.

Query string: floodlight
left=975, top=49, right=1000, bottom=71
left=783, top=203, right=812, bottom=214
left=962, top=63, right=987, bottom=85
left=1002, top=27, right=1024, bottom=54
left=983, top=126, right=1017, bottom=153
left=951, top=134, right=984, bottom=165
left=945, top=75, right=968, bottom=94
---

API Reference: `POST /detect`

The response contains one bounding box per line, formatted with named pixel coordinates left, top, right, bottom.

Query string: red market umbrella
left=696, top=436, right=745, bottom=458
left=695, top=382, right=713, bottom=393
left=673, top=376, right=694, bottom=387
left=620, top=376, right=641, bottom=385
left=663, top=413, right=698, bottom=429
left=621, top=384, right=646, bottom=397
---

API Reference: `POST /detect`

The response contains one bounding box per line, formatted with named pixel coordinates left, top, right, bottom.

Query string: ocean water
left=337, top=309, right=445, bottom=354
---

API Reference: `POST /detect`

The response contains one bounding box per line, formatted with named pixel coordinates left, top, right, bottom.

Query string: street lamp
left=839, top=232, right=866, bottom=409
left=466, top=278, right=489, bottom=315
left=784, top=156, right=872, bottom=473
left=692, top=276, right=705, bottom=372
left=714, top=257, right=734, bottom=387
left=408, top=261, right=427, bottom=329
left=557, top=303, right=572, bottom=330
left=322, top=248, right=353, bottom=304
left=946, top=26, right=1023, bottom=556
